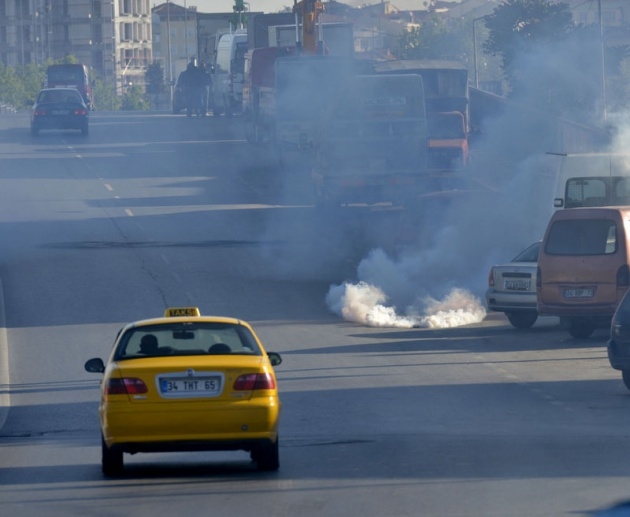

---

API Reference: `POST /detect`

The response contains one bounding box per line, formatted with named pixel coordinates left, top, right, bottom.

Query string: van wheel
left=568, top=318, right=596, bottom=339
left=506, top=312, right=538, bottom=329
left=622, top=371, right=630, bottom=391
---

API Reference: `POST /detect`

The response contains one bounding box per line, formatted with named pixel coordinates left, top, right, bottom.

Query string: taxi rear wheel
left=253, top=438, right=279, bottom=471
left=101, top=435, right=124, bottom=476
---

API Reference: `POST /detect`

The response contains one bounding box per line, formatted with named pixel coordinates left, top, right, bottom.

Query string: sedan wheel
left=102, top=434, right=124, bottom=476
left=622, top=371, right=630, bottom=391
left=506, top=312, right=538, bottom=329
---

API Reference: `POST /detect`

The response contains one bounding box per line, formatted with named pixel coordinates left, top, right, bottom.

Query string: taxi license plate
left=504, top=279, right=530, bottom=291
left=563, top=288, right=594, bottom=298
left=159, top=376, right=221, bottom=397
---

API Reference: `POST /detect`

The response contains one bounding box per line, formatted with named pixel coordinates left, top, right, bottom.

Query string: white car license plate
left=52, top=110, right=69, bottom=115
left=159, top=376, right=221, bottom=397
left=504, top=279, right=530, bottom=291
left=563, top=288, right=594, bottom=298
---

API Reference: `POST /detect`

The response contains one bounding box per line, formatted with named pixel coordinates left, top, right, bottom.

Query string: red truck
left=242, top=46, right=296, bottom=145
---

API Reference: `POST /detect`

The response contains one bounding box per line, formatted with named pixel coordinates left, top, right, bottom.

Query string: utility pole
left=598, top=0, right=607, bottom=122
left=166, top=0, right=173, bottom=103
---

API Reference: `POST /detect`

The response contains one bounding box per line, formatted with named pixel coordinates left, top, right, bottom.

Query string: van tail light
left=536, top=266, right=541, bottom=288
left=233, top=373, right=276, bottom=391
left=488, top=267, right=495, bottom=287
left=617, top=265, right=630, bottom=287
left=106, top=378, right=148, bottom=396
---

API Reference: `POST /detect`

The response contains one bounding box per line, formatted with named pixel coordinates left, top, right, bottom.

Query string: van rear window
left=545, top=219, right=617, bottom=255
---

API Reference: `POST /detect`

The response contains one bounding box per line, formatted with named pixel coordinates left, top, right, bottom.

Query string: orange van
left=537, top=207, right=630, bottom=338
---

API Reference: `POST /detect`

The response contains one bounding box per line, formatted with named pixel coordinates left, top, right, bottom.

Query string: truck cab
left=212, top=30, right=248, bottom=116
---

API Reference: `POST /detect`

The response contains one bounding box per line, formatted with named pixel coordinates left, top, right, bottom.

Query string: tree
left=231, top=0, right=247, bottom=29
left=121, top=85, right=149, bottom=111
left=145, top=61, right=165, bottom=94
left=481, top=0, right=613, bottom=121
left=483, top=0, right=574, bottom=94
left=93, top=79, right=121, bottom=111
left=396, top=15, right=469, bottom=62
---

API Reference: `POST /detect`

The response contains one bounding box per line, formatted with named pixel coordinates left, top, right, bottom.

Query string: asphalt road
left=0, top=111, right=628, bottom=517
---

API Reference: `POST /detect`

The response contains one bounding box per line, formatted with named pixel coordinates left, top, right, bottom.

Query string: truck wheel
left=506, top=312, right=538, bottom=329
left=568, top=318, right=595, bottom=339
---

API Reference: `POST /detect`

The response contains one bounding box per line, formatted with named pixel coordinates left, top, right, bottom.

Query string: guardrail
left=0, top=104, right=18, bottom=115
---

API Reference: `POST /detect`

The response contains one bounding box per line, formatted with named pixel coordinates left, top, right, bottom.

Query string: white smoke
left=326, top=280, right=486, bottom=329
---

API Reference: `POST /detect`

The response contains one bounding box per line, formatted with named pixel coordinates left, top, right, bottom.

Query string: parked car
left=31, top=88, right=89, bottom=136
left=537, top=207, right=630, bottom=339
left=608, top=289, right=630, bottom=390
left=486, top=241, right=541, bottom=329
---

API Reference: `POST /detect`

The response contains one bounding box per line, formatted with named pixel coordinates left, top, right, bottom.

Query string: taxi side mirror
left=85, top=357, right=105, bottom=373
left=267, top=352, right=282, bottom=367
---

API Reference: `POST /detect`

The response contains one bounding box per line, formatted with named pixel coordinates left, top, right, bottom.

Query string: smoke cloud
left=323, top=27, right=617, bottom=329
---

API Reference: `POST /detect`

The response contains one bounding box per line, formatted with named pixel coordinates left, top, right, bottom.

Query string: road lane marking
left=125, top=209, right=134, bottom=217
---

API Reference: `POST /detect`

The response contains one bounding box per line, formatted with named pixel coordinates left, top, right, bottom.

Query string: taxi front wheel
left=102, top=435, right=124, bottom=476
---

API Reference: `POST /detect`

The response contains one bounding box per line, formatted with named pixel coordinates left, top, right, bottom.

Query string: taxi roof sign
left=164, top=307, right=201, bottom=318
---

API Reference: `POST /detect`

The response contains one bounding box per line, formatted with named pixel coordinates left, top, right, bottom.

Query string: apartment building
left=151, top=2, right=198, bottom=87
left=0, top=0, right=152, bottom=91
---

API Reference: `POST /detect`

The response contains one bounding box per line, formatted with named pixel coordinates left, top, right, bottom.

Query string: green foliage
left=145, top=61, right=165, bottom=94
left=483, top=0, right=575, bottom=91
left=396, top=16, right=469, bottom=62
left=93, top=79, right=121, bottom=111
left=230, top=0, right=247, bottom=28
left=121, top=85, right=149, bottom=111
left=0, top=55, right=84, bottom=109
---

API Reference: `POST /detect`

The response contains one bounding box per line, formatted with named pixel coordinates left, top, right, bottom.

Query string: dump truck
left=312, top=73, right=430, bottom=206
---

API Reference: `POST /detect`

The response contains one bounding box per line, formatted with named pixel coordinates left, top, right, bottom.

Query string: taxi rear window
left=115, top=322, right=263, bottom=360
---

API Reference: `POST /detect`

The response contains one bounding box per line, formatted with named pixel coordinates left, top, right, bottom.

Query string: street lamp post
left=598, top=0, right=607, bottom=122
left=472, top=16, right=486, bottom=90
left=166, top=0, right=173, bottom=104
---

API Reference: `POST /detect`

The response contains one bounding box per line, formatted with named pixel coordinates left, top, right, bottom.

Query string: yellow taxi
left=84, top=307, right=282, bottom=476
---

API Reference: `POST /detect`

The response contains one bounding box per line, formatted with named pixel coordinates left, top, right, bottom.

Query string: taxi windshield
left=115, top=322, right=263, bottom=360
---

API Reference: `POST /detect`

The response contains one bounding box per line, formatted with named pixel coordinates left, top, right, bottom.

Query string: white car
left=485, top=242, right=540, bottom=329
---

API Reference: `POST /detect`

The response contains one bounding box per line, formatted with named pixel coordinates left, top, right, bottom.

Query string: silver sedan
left=485, top=241, right=541, bottom=329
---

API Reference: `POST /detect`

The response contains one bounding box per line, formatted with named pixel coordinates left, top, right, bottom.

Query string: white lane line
left=0, top=278, right=10, bottom=429
left=104, top=183, right=114, bottom=192
left=125, top=209, right=134, bottom=217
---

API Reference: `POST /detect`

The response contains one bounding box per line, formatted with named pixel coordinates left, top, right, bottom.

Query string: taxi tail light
left=617, top=265, right=630, bottom=287
left=233, top=373, right=276, bottom=391
left=488, top=267, right=495, bottom=287
left=106, top=378, right=148, bottom=395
